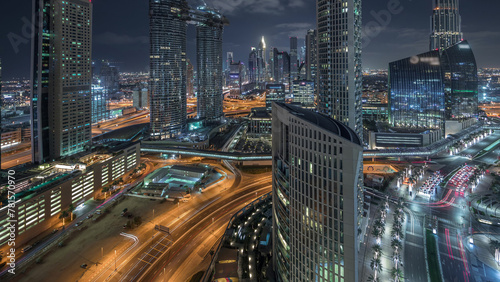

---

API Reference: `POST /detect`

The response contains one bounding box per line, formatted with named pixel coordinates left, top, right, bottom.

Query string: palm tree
left=367, top=274, right=380, bottom=282
left=391, top=267, right=404, bottom=282
left=68, top=204, right=75, bottom=221
left=372, top=244, right=382, bottom=258
left=370, top=257, right=383, bottom=273
left=391, top=238, right=402, bottom=254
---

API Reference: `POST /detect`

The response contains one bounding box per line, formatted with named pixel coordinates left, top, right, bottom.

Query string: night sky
left=1, top=0, right=499, bottom=80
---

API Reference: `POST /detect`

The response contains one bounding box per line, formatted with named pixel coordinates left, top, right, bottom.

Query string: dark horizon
left=1, top=0, right=500, bottom=80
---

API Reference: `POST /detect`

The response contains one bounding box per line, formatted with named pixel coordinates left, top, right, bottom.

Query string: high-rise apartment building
left=31, top=0, right=93, bottom=163
left=317, top=0, right=363, bottom=138
left=149, top=0, right=188, bottom=139
left=305, top=29, right=317, bottom=82
left=430, top=0, right=463, bottom=51
left=272, top=102, right=363, bottom=282
left=290, top=37, right=298, bottom=83
left=195, top=6, right=226, bottom=122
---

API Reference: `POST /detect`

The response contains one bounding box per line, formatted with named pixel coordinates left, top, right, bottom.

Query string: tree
left=367, top=274, right=379, bottom=282
left=370, top=257, right=382, bottom=273
left=68, top=204, right=75, bottom=221
left=372, top=244, right=382, bottom=258
left=391, top=267, right=404, bottom=282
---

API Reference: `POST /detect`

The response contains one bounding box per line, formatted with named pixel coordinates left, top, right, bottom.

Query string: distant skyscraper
left=186, top=59, right=194, bottom=97
left=273, top=49, right=290, bottom=85
left=91, top=84, right=108, bottom=124
left=272, top=102, right=363, bottom=282
left=257, top=37, right=267, bottom=84
left=248, top=48, right=258, bottom=84
left=430, top=0, right=463, bottom=51
left=195, top=6, right=226, bottom=122
left=305, top=29, right=318, bottom=82
left=226, top=52, right=233, bottom=71
left=100, top=61, right=120, bottom=95
left=317, top=0, right=363, bottom=138
left=31, top=0, right=93, bottom=163
left=290, top=36, right=298, bottom=83
left=149, top=0, right=188, bottom=139
left=265, top=84, right=285, bottom=111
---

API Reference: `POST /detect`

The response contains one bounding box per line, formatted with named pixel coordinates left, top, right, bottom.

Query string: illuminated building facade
left=195, top=6, right=225, bottom=122
left=441, top=40, right=478, bottom=119
left=149, top=0, right=228, bottom=138
left=390, top=40, right=478, bottom=133
left=0, top=143, right=139, bottom=249
left=272, top=103, right=362, bottom=282
left=291, top=80, right=315, bottom=108
left=266, top=84, right=286, bottom=111
left=149, top=0, right=188, bottom=139
left=305, top=29, right=317, bottom=83
left=31, top=0, right=93, bottom=163
left=290, top=37, right=298, bottom=84
left=389, top=50, right=445, bottom=131
left=430, top=0, right=463, bottom=51
left=317, top=0, right=363, bottom=139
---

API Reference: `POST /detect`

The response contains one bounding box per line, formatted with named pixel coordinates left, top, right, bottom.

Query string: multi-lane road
left=73, top=160, right=271, bottom=282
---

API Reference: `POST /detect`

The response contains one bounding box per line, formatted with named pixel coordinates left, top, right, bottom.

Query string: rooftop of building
left=249, top=107, right=272, bottom=119
left=276, top=103, right=362, bottom=145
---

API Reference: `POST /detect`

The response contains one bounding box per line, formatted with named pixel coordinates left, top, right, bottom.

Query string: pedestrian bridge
left=140, top=146, right=272, bottom=161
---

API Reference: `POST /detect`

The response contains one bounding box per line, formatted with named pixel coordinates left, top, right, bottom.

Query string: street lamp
left=114, top=249, right=117, bottom=271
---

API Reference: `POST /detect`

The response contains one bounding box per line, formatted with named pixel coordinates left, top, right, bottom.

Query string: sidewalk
left=465, top=234, right=500, bottom=272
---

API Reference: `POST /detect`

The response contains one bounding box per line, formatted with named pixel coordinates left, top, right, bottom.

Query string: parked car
left=80, top=264, right=87, bottom=269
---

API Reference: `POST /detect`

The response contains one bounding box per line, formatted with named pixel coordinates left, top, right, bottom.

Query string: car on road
left=96, top=209, right=102, bottom=215
left=86, top=214, right=93, bottom=219
left=21, top=245, right=32, bottom=253
left=80, top=264, right=87, bottom=269
left=51, top=229, right=58, bottom=234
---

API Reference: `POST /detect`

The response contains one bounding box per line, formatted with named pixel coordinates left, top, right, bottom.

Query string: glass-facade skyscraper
left=272, top=103, right=363, bottom=282
left=389, top=50, right=445, bottom=131
left=195, top=6, right=226, bottom=122
left=31, top=0, right=93, bottom=163
left=290, top=36, right=298, bottom=83
left=149, top=0, right=188, bottom=140
left=430, top=0, right=463, bottom=51
left=305, top=29, right=317, bottom=83
left=441, top=40, right=478, bottom=119
left=317, top=0, right=363, bottom=139
left=389, top=40, right=478, bottom=133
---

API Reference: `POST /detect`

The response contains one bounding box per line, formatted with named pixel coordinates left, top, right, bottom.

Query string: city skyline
left=2, top=0, right=500, bottom=79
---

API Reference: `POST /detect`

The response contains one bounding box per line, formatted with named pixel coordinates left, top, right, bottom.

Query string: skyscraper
left=441, top=40, right=478, bottom=119
left=195, top=6, right=226, bottom=122
left=317, top=0, right=363, bottom=138
left=149, top=0, right=188, bottom=140
left=390, top=40, right=478, bottom=134
left=226, top=51, right=233, bottom=71
left=100, top=61, right=120, bottom=95
left=389, top=50, right=445, bottom=131
left=305, top=29, right=317, bottom=82
left=272, top=102, right=363, bottom=282
left=31, top=0, right=93, bottom=163
left=257, top=36, right=267, bottom=84
left=430, top=0, right=463, bottom=51
left=289, top=36, right=298, bottom=83
left=248, top=48, right=258, bottom=84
